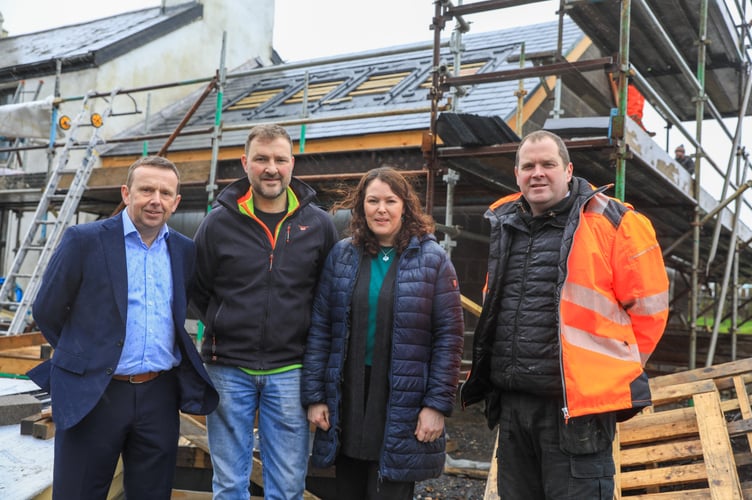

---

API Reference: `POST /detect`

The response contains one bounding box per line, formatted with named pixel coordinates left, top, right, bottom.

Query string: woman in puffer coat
left=301, top=166, right=464, bottom=500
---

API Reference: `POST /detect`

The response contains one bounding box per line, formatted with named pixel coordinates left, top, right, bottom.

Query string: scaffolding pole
left=692, top=0, right=709, bottom=369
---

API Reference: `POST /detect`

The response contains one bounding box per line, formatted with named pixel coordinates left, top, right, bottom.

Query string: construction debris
left=0, top=393, right=41, bottom=426
left=19, top=408, right=51, bottom=436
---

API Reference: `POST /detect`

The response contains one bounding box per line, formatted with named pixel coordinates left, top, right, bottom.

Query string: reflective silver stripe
left=585, top=193, right=608, bottom=214
left=640, top=352, right=652, bottom=366
left=563, top=282, right=667, bottom=321
left=561, top=323, right=641, bottom=363
left=562, top=282, right=631, bottom=325
left=626, top=290, right=669, bottom=316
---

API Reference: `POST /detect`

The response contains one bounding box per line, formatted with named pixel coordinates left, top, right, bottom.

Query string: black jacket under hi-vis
left=191, top=176, right=339, bottom=370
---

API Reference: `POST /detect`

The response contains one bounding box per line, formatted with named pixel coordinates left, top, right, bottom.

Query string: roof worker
left=609, top=74, right=656, bottom=137
left=461, top=130, right=669, bottom=499
left=674, top=144, right=695, bottom=175
left=627, top=83, right=656, bottom=137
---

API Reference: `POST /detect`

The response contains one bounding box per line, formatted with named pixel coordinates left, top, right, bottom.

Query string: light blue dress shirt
left=115, top=210, right=181, bottom=375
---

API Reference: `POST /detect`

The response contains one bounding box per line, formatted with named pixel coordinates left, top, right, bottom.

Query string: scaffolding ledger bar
left=442, top=57, right=615, bottom=88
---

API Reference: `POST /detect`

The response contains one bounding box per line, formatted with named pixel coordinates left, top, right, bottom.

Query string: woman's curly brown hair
left=333, top=166, right=435, bottom=257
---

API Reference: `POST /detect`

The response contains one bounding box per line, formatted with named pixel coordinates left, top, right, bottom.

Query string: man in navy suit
left=27, top=156, right=219, bottom=500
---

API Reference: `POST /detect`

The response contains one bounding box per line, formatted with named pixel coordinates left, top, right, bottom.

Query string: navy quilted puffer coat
left=301, top=234, right=464, bottom=482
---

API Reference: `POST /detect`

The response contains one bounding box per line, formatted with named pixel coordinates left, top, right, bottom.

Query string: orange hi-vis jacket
left=462, top=179, right=669, bottom=423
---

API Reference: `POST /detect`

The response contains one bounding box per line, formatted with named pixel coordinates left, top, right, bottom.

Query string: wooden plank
left=0, top=356, right=43, bottom=376
left=461, top=294, right=482, bottom=318
left=650, top=358, right=752, bottom=390
left=649, top=379, right=717, bottom=406
left=728, top=418, right=752, bottom=437
left=483, top=428, right=500, bottom=500
left=618, top=407, right=698, bottom=445
left=0, top=346, right=45, bottom=360
left=620, top=462, right=709, bottom=490
left=620, top=438, right=704, bottom=467
left=711, top=372, right=752, bottom=392
left=179, top=414, right=210, bottom=452
left=443, top=464, right=488, bottom=479
left=21, top=408, right=52, bottom=436
left=613, top=426, right=622, bottom=500
left=0, top=344, right=48, bottom=376
left=175, top=446, right=212, bottom=469
left=171, top=489, right=212, bottom=499
left=0, top=332, right=45, bottom=350
left=692, top=390, right=743, bottom=499
left=732, top=375, right=752, bottom=451
left=623, top=488, right=717, bottom=499
left=32, top=418, right=55, bottom=440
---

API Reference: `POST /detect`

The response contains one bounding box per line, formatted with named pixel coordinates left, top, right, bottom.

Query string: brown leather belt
left=112, top=371, right=163, bottom=384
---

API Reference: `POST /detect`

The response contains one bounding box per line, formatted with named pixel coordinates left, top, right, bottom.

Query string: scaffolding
left=426, top=0, right=752, bottom=369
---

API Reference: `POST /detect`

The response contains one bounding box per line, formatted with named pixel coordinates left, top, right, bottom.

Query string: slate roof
left=0, top=2, right=203, bottom=84
left=104, top=17, right=585, bottom=157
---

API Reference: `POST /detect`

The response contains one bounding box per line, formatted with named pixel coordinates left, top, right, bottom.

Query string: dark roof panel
left=0, top=2, right=202, bottom=83
left=105, top=18, right=586, bottom=156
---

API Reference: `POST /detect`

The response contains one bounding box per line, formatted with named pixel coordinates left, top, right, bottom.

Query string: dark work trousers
left=52, top=369, right=180, bottom=500
left=335, top=454, right=414, bottom=500
left=496, top=392, right=616, bottom=500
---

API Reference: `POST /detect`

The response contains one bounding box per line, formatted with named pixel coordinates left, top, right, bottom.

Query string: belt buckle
left=129, top=374, right=142, bottom=384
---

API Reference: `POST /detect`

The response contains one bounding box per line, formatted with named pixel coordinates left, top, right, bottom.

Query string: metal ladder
left=0, top=88, right=120, bottom=335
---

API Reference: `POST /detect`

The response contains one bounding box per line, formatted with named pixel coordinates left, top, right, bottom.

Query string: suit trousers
left=52, top=369, right=180, bottom=500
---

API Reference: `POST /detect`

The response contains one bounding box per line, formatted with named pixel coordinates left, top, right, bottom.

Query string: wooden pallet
left=615, top=379, right=743, bottom=498
left=483, top=358, right=752, bottom=499
left=615, top=357, right=752, bottom=499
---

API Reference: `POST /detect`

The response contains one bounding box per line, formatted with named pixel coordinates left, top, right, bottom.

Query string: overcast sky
left=0, top=0, right=559, bottom=61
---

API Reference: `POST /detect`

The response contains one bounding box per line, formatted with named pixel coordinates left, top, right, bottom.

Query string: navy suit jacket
left=27, top=215, right=218, bottom=430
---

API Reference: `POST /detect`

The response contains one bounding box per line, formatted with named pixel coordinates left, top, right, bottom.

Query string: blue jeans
left=206, top=364, right=309, bottom=500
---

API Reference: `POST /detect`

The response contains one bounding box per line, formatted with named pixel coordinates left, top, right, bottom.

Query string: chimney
left=0, top=12, right=8, bottom=38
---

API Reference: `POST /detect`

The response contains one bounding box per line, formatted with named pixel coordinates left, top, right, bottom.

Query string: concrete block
left=0, top=394, right=42, bottom=425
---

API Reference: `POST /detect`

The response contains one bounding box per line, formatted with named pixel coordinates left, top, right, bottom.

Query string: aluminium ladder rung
left=0, top=87, right=121, bottom=335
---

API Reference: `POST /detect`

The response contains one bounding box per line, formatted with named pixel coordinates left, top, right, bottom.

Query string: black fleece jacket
left=191, top=176, right=338, bottom=370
